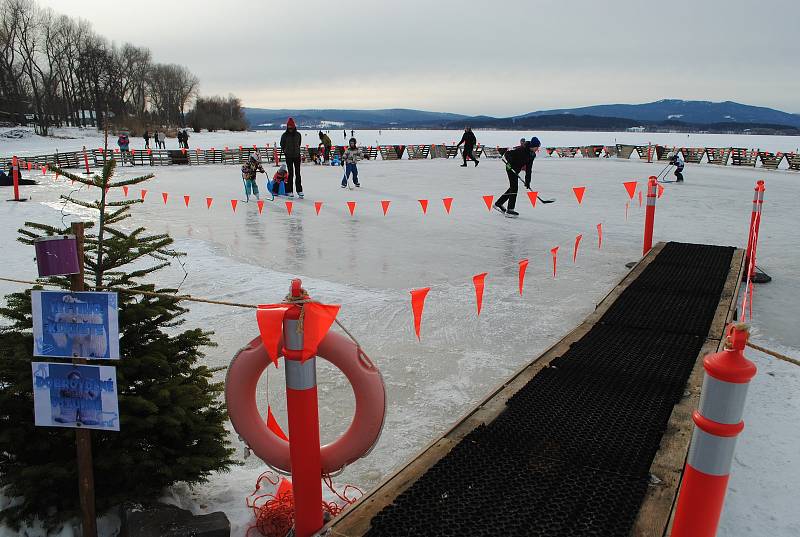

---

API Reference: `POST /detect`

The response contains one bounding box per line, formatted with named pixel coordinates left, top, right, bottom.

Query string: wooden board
left=323, top=243, right=670, bottom=536
left=631, top=247, right=744, bottom=537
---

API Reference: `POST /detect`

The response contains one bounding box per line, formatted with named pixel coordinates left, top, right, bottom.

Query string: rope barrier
left=747, top=341, right=800, bottom=368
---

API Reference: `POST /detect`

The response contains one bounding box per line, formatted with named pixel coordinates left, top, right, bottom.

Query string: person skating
left=495, top=137, right=540, bottom=218
left=456, top=126, right=479, bottom=167
left=241, top=152, right=265, bottom=202
left=318, top=131, right=332, bottom=163
left=341, top=137, right=363, bottom=189
left=669, top=150, right=685, bottom=182
left=270, top=164, right=289, bottom=198
left=280, top=118, right=303, bottom=198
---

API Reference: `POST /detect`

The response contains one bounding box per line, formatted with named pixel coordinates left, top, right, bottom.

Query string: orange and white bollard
left=672, top=323, right=757, bottom=537
left=11, top=155, right=20, bottom=201
left=642, top=176, right=658, bottom=256
left=283, top=279, right=324, bottom=537
left=745, top=180, right=765, bottom=270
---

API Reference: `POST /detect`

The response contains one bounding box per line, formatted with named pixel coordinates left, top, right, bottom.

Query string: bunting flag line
left=140, top=189, right=147, bottom=201
left=551, top=246, right=559, bottom=278
left=418, top=199, right=428, bottom=214
left=230, top=199, right=238, bottom=213
left=472, top=272, right=488, bottom=316
left=122, top=186, right=129, bottom=197
left=410, top=288, right=430, bottom=340
left=162, top=192, right=169, bottom=205
left=573, top=234, right=583, bottom=263
left=206, top=197, right=213, bottom=209
left=346, top=201, right=356, bottom=216
left=315, top=201, right=323, bottom=215
left=482, top=195, right=494, bottom=211
left=657, top=184, right=665, bottom=198
left=267, top=406, right=288, bottom=441
left=257, top=200, right=264, bottom=215
left=442, top=197, right=453, bottom=214
left=381, top=200, right=391, bottom=216
left=527, top=191, right=538, bottom=207
left=285, top=201, right=293, bottom=215
left=573, top=186, right=586, bottom=204
left=183, top=195, right=190, bottom=207
left=518, top=259, right=529, bottom=296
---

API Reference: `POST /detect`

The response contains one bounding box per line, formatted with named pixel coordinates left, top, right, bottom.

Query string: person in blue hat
left=495, top=137, right=540, bottom=217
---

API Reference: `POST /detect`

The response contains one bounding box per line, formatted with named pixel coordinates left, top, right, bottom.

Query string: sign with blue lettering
left=31, top=290, right=119, bottom=360
left=32, top=362, right=120, bottom=431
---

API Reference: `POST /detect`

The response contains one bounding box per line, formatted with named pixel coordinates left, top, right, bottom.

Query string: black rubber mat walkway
left=363, top=242, right=735, bottom=537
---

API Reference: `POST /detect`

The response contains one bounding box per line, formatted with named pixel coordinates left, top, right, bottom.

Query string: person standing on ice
left=669, top=150, right=685, bottom=182
left=318, top=131, right=332, bottom=163
left=341, top=137, right=363, bottom=188
left=456, top=126, right=479, bottom=167
left=241, top=152, right=265, bottom=202
left=494, top=137, right=540, bottom=218
left=143, top=130, right=151, bottom=149
left=280, top=118, right=303, bottom=198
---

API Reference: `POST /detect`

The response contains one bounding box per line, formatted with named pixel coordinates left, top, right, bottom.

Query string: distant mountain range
left=243, top=100, right=800, bottom=134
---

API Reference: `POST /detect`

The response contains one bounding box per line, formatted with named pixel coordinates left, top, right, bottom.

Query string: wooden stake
left=70, top=222, right=98, bottom=537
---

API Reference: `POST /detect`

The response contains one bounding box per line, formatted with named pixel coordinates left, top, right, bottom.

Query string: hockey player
left=495, top=137, right=540, bottom=218
left=670, top=151, right=685, bottom=182
left=456, top=126, right=479, bottom=167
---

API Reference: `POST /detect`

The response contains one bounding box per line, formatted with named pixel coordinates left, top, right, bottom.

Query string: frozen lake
left=0, top=130, right=798, bottom=536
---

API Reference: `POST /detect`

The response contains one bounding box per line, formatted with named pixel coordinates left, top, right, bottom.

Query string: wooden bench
left=635, top=145, right=653, bottom=160
left=616, top=144, right=636, bottom=159
left=556, top=147, right=579, bottom=158
left=406, top=145, right=430, bottom=160
left=603, top=145, right=618, bottom=158
left=784, top=152, right=800, bottom=171
left=730, top=148, right=758, bottom=167
left=656, top=145, right=676, bottom=161
left=706, top=147, right=731, bottom=165
left=757, top=151, right=783, bottom=170
left=444, top=145, right=459, bottom=159
left=481, top=146, right=502, bottom=159
left=580, top=145, right=603, bottom=158
left=681, top=148, right=706, bottom=164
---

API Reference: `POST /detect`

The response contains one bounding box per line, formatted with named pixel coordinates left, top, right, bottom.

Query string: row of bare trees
left=0, top=0, right=218, bottom=135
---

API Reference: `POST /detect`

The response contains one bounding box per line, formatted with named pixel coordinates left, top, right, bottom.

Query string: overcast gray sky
left=38, top=0, right=799, bottom=116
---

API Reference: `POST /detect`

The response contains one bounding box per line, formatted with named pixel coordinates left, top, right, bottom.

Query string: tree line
left=0, top=0, right=247, bottom=136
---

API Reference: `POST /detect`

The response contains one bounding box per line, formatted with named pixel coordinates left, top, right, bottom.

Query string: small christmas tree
left=0, top=157, right=235, bottom=528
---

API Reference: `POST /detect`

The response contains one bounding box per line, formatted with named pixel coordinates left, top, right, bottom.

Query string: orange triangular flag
left=256, top=305, right=289, bottom=366
left=162, top=192, right=169, bottom=204
left=276, top=477, right=292, bottom=497
left=623, top=181, right=637, bottom=200
left=231, top=199, right=238, bottom=212
left=638, top=190, right=643, bottom=208
left=314, top=201, right=322, bottom=215
left=573, top=234, right=583, bottom=263
left=551, top=246, right=559, bottom=278
left=573, top=186, right=586, bottom=204
left=122, top=186, right=129, bottom=197
left=418, top=199, right=428, bottom=214
left=257, top=200, right=264, bottom=214
left=285, top=201, right=293, bottom=215
left=657, top=184, right=665, bottom=198
left=183, top=195, right=190, bottom=207
left=206, top=197, right=213, bottom=209
left=41, top=166, right=47, bottom=175
left=482, top=195, right=494, bottom=211
left=597, top=223, right=603, bottom=249
left=518, top=259, right=529, bottom=295
left=298, top=303, right=341, bottom=362
left=410, top=288, right=430, bottom=340
left=473, top=272, right=488, bottom=315
left=346, top=201, right=356, bottom=216
left=381, top=200, right=391, bottom=215
left=267, top=405, right=288, bottom=441
left=527, top=191, right=538, bottom=207
left=140, top=189, right=147, bottom=201
left=442, top=197, right=453, bottom=214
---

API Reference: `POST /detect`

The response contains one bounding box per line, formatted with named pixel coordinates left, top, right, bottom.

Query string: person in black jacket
left=456, top=127, right=479, bottom=167
left=280, top=117, right=303, bottom=198
left=494, top=137, right=540, bottom=217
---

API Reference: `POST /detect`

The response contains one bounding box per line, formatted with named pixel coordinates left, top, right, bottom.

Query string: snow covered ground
left=0, top=130, right=798, bottom=536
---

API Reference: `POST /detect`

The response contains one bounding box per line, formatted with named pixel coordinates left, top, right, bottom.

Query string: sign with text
left=32, top=362, right=120, bottom=431
left=32, top=290, right=119, bottom=360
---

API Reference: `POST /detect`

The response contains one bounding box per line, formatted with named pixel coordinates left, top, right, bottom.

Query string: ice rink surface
left=1, top=129, right=798, bottom=536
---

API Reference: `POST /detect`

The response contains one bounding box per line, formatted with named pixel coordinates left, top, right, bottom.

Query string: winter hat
left=279, top=163, right=287, bottom=172
left=287, top=117, right=296, bottom=129
left=529, top=137, right=541, bottom=148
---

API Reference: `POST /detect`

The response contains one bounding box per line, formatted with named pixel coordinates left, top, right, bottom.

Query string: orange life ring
left=226, top=331, right=386, bottom=474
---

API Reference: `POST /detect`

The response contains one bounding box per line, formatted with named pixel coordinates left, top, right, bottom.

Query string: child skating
left=341, top=137, right=363, bottom=189
left=241, top=152, right=265, bottom=202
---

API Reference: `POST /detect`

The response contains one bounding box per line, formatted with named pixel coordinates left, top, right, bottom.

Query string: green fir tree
left=0, top=158, right=235, bottom=528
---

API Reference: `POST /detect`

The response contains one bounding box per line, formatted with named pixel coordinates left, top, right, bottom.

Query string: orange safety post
left=744, top=180, right=765, bottom=270
left=11, top=155, right=21, bottom=201
left=642, top=176, right=658, bottom=256
left=672, top=324, right=756, bottom=537
left=83, top=146, right=91, bottom=175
